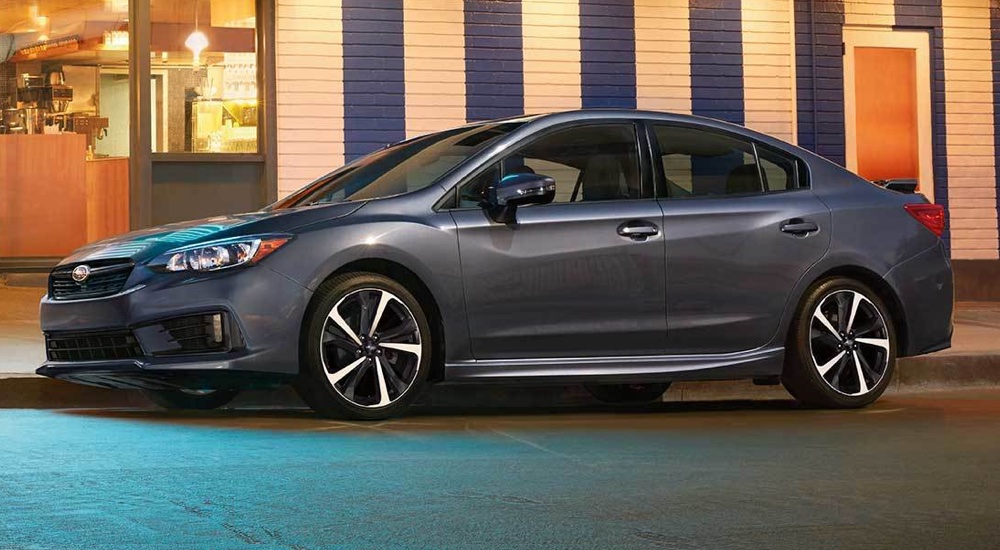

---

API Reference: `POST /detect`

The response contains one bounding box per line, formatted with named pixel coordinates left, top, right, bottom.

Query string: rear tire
left=584, top=383, right=670, bottom=404
left=143, top=389, right=239, bottom=411
left=783, top=277, right=896, bottom=408
left=295, top=272, right=432, bottom=420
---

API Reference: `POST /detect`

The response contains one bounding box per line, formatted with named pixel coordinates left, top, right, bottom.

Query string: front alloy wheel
left=784, top=277, right=896, bottom=408
left=296, top=273, right=431, bottom=419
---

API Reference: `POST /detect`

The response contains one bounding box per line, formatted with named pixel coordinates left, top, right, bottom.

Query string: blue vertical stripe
left=464, top=0, right=524, bottom=121
left=579, top=0, right=636, bottom=109
left=896, top=0, right=949, bottom=251
left=993, top=3, right=1000, bottom=257
left=342, top=0, right=406, bottom=162
left=689, top=0, right=744, bottom=125
left=793, top=0, right=845, bottom=165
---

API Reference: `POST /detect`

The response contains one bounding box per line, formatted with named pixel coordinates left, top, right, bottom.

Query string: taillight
left=904, top=203, right=945, bottom=237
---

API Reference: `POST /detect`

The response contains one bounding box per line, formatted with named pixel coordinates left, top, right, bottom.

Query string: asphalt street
left=2, top=391, right=999, bottom=550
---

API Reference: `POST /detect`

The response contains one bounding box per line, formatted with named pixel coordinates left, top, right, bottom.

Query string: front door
left=844, top=28, right=934, bottom=201
left=450, top=122, right=668, bottom=359
left=650, top=123, right=831, bottom=354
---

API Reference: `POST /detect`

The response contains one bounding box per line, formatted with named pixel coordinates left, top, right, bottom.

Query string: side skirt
left=442, top=347, right=785, bottom=384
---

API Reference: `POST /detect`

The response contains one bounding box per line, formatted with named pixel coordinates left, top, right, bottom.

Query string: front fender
left=264, top=204, right=472, bottom=363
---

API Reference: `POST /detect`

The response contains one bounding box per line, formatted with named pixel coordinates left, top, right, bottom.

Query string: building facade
left=275, top=0, right=1000, bottom=261
left=1, top=0, right=998, bottom=272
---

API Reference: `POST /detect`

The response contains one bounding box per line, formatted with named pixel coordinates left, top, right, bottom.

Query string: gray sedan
left=37, top=110, right=953, bottom=419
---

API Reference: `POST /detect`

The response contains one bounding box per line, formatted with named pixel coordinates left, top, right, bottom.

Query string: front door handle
left=780, top=219, right=819, bottom=235
left=617, top=221, right=659, bottom=241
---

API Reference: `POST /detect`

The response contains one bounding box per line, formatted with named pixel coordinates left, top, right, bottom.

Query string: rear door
left=649, top=123, right=831, bottom=353
left=450, top=122, right=668, bottom=359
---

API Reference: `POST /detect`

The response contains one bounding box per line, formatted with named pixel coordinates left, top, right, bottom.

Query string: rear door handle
left=780, top=219, right=819, bottom=235
left=617, top=221, right=659, bottom=241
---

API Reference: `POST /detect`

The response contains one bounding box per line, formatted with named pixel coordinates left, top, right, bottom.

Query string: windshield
left=272, top=121, right=528, bottom=209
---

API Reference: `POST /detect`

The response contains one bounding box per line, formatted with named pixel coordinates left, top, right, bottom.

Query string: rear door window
left=652, top=125, right=761, bottom=198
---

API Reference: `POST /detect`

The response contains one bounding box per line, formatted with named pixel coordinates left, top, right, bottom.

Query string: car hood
left=58, top=201, right=365, bottom=266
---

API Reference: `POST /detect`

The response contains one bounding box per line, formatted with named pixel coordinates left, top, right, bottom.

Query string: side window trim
left=439, top=119, right=650, bottom=211
left=751, top=142, right=766, bottom=194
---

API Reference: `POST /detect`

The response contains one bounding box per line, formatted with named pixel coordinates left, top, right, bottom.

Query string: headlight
left=150, top=235, right=291, bottom=273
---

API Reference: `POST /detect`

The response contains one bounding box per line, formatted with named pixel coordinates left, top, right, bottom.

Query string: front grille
left=46, top=330, right=144, bottom=362
left=49, top=260, right=134, bottom=301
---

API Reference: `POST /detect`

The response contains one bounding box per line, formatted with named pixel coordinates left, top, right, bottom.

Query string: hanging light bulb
left=185, top=30, right=208, bottom=66
left=186, top=0, right=209, bottom=67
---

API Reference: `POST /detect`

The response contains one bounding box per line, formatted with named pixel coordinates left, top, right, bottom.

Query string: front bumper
left=37, top=264, right=313, bottom=390
left=37, top=358, right=293, bottom=391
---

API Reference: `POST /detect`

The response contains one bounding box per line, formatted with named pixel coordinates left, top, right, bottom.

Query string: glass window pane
left=460, top=124, right=642, bottom=205
left=757, top=147, right=798, bottom=192
left=151, top=0, right=258, bottom=153
left=654, top=125, right=762, bottom=198
left=277, top=121, right=524, bottom=208
left=1, top=0, right=132, bottom=258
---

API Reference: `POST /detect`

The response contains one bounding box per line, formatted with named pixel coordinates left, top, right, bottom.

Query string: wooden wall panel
left=942, top=0, right=998, bottom=259
left=275, top=0, right=345, bottom=198
left=0, top=135, right=88, bottom=257
left=85, top=158, right=131, bottom=243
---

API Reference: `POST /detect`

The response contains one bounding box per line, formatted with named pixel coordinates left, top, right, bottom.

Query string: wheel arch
left=304, top=258, right=448, bottom=383
left=792, top=265, right=908, bottom=356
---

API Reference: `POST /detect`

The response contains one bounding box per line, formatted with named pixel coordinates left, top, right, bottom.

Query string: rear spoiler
left=872, top=178, right=918, bottom=194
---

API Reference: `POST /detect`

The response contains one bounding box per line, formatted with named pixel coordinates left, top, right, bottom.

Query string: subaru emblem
left=71, top=265, right=91, bottom=283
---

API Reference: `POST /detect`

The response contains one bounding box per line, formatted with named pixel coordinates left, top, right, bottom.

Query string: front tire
left=143, top=389, right=240, bottom=410
left=295, top=273, right=432, bottom=420
left=783, top=277, right=896, bottom=408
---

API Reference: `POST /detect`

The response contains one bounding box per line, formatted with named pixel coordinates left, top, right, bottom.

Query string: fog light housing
left=134, top=312, right=243, bottom=356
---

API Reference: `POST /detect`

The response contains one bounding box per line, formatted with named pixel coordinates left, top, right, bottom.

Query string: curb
left=1, top=353, right=998, bottom=410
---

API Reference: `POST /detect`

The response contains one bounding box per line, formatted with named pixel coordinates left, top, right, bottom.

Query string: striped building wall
left=275, top=0, right=1000, bottom=260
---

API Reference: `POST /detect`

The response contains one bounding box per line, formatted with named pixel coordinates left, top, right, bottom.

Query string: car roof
left=514, top=109, right=838, bottom=169
left=525, top=109, right=774, bottom=143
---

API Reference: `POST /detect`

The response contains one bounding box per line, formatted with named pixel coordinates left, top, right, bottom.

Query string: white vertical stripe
left=523, top=0, right=581, bottom=113
left=742, top=0, right=795, bottom=142
left=942, top=0, right=999, bottom=259
left=635, top=0, right=690, bottom=113
left=787, top=0, right=797, bottom=144
left=404, top=0, right=466, bottom=138
left=275, top=0, right=344, bottom=198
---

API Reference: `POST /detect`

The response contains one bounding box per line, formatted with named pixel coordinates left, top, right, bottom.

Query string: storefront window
left=1, top=0, right=132, bottom=259
left=151, top=0, right=259, bottom=153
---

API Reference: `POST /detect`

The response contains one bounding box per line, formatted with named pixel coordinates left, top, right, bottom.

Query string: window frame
left=438, top=119, right=654, bottom=211
left=644, top=120, right=809, bottom=200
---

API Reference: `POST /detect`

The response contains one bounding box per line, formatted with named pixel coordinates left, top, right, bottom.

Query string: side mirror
left=484, top=173, right=556, bottom=224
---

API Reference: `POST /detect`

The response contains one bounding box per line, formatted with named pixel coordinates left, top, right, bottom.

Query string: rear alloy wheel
left=295, top=273, right=431, bottom=420
left=783, top=277, right=896, bottom=408
left=143, top=388, right=240, bottom=411
left=584, top=383, right=670, bottom=404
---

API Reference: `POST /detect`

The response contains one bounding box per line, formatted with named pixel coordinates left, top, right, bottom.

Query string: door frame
left=842, top=27, right=934, bottom=203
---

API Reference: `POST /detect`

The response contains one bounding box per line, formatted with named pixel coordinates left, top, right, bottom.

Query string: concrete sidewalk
left=2, top=284, right=999, bottom=409
left=0, top=286, right=46, bottom=374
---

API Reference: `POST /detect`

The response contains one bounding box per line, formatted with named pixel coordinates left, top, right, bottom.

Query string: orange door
left=854, top=47, right=919, bottom=185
